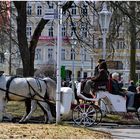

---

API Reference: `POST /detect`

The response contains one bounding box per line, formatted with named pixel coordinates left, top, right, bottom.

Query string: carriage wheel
left=72, top=103, right=97, bottom=127
left=91, top=104, right=102, bottom=125
left=98, top=98, right=108, bottom=117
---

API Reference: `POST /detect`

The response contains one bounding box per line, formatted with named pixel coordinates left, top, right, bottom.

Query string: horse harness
left=0, top=76, right=50, bottom=103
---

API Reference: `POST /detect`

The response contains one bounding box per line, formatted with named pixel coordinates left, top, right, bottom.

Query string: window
left=136, top=41, right=140, bottom=49
left=0, top=53, right=4, bottom=63
left=71, top=4, right=76, bottom=15
left=107, top=61, right=123, bottom=69
left=71, top=48, right=75, bottom=60
left=48, top=2, right=54, bottom=9
left=81, top=24, right=88, bottom=38
left=71, top=23, right=76, bottom=36
left=84, top=48, right=87, bottom=61
left=27, top=3, right=32, bottom=15
left=98, top=39, right=102, bottom=49
left=35, top=48, right=42, bottom=60
left=26, top=26, right=32, bottom=38
left=62, top=26, right=66, bottom=37
left=81, top=4, right=87, bottom=16
left=63, top=11, right=66, bottom=15
left=37, top=5, right=42, bottom=16
left=48, top=48, right=53, bottom=59
left=117, top=41, right=124, bottom=49
left=61, top=49, right=65, bottom=60
left=48, top=27, right=53, bottom=37
left=84, top=72, right=87, bottom=78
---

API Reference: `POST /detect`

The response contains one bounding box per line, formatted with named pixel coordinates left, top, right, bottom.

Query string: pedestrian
left=127, top=80, right=137, bottom=93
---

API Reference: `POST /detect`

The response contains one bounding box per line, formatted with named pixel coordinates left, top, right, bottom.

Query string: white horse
left=0, top=74, right=56, bottom=123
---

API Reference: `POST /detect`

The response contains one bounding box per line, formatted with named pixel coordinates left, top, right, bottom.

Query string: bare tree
left=13, top=1, right=73, bottom=77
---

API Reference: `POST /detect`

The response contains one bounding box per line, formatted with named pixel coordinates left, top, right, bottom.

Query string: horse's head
left=43, top=77, right=56, bottom=101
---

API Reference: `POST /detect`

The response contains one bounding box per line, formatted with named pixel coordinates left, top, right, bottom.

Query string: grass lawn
left=0, top=101, right=112, bottom=139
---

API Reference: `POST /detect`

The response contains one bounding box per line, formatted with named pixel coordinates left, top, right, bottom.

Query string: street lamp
left=99, top=2, right=112, bottom=60
left=56, top=1, right=62, bottom=124
left=71, top=33, right=77, bottom=92
left=43, top=1, right=62, bottom=124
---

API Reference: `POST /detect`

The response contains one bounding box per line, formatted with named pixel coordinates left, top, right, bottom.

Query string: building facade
left=1, top=1, right=140, bottom=85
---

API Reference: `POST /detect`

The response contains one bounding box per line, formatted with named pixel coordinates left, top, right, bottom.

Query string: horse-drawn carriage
left=0, top=74, right=140, bottom=127
left=69, top=82, right=140, bottom=127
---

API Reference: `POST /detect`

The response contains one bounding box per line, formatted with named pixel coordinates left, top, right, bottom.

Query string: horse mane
left=43, top=77, right=56, bottom=88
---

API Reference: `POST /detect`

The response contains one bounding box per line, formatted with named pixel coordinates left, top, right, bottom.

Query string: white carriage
left=60, top=82, right=140, bottom=127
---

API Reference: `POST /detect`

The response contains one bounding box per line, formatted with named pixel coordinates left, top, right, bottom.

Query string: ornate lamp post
left=99, top=2, right=112, bottom=59
left=56, top=1, right=62, bottom=124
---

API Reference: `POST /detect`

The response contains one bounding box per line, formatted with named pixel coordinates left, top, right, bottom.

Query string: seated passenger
left=136, top=84, right=140, bottom=94
left=111, top=72, right=126, bottom=97
left=127, top=80, right=137, bottom=93
left=111, top=72, right=136, bottom=110
left=83, top=61, right=109, bottom=97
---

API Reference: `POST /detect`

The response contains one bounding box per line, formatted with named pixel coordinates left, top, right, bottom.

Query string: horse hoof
left=48, top=119, right=55, bottom=124
left=19, top=121, right=27, bottom=124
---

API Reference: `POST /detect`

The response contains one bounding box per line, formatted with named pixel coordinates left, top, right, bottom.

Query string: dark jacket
left=91, top=69, right=108, bottom=82
left=91, top=69, right=109, bottom=90
left=94, top=65, right=99, bottom=76
left=127, top=85, right=137, bottom=93
left=111, top=79, right=125, bottom=97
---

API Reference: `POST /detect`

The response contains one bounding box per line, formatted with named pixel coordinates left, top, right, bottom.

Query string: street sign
left=43, top=9, right=58, bottom=20
left=61, top=65, right=66, bottom=80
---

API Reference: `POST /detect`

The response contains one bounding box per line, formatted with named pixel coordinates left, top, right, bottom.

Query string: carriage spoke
left=86, top=105, right=93, bottom=113
left=82, top=116, right=95, bottom=127
left=76, top=105, right=84, bottom=113
left=87, top=109, right=96, bottom=115
left=74, top=116, right=84, bottom=125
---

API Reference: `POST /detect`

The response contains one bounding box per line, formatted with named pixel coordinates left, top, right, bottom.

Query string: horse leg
left=38, top=101, right=54, bottom=123
left=20, top=100, right=37, bottom=123
left=0, top=98, right=7, bottom=122
left=37, top=102, right=48, bottom=123
left=19, top=99, right=31, bottom=123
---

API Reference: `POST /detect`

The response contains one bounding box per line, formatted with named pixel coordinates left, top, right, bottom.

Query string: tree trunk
left=14, top=1, right=30, bottom=77
left=129, top=2, right=136, bottom=83
left=29, top=18, right=49, bottom=76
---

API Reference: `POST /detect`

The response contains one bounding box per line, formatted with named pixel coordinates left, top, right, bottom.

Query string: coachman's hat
left=98, top=59, right=105, bottom=63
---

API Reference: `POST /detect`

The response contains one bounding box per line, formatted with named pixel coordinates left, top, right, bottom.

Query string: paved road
left=67, top=121, right=140, bottom=139
left=92, top=123, right=140, bottom=139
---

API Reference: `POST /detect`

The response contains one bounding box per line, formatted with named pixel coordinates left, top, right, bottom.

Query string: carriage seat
left=96, top=85, right=107, bottom=91
left=80, top=79, right=107, bottom=93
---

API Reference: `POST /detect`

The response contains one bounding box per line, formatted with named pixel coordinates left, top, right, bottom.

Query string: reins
left=0, top=86, right=55, bottom=104
left=0, top=87, right=31, bottom=100
left=26, top=80, right=54, bottom=104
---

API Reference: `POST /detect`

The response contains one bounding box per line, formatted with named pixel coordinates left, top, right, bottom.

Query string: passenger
left=127, top=80, right=137, bottom=93
left=136, top=84, right=140, bottom=94
left=111, top=72, right=136, bottom=110
left=111, top=72, right=126, bottom=97
left=83, top=61, right=109, bottom=97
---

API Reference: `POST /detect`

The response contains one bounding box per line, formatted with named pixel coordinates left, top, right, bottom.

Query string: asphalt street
left=92, top=123, right=140, bottom=139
